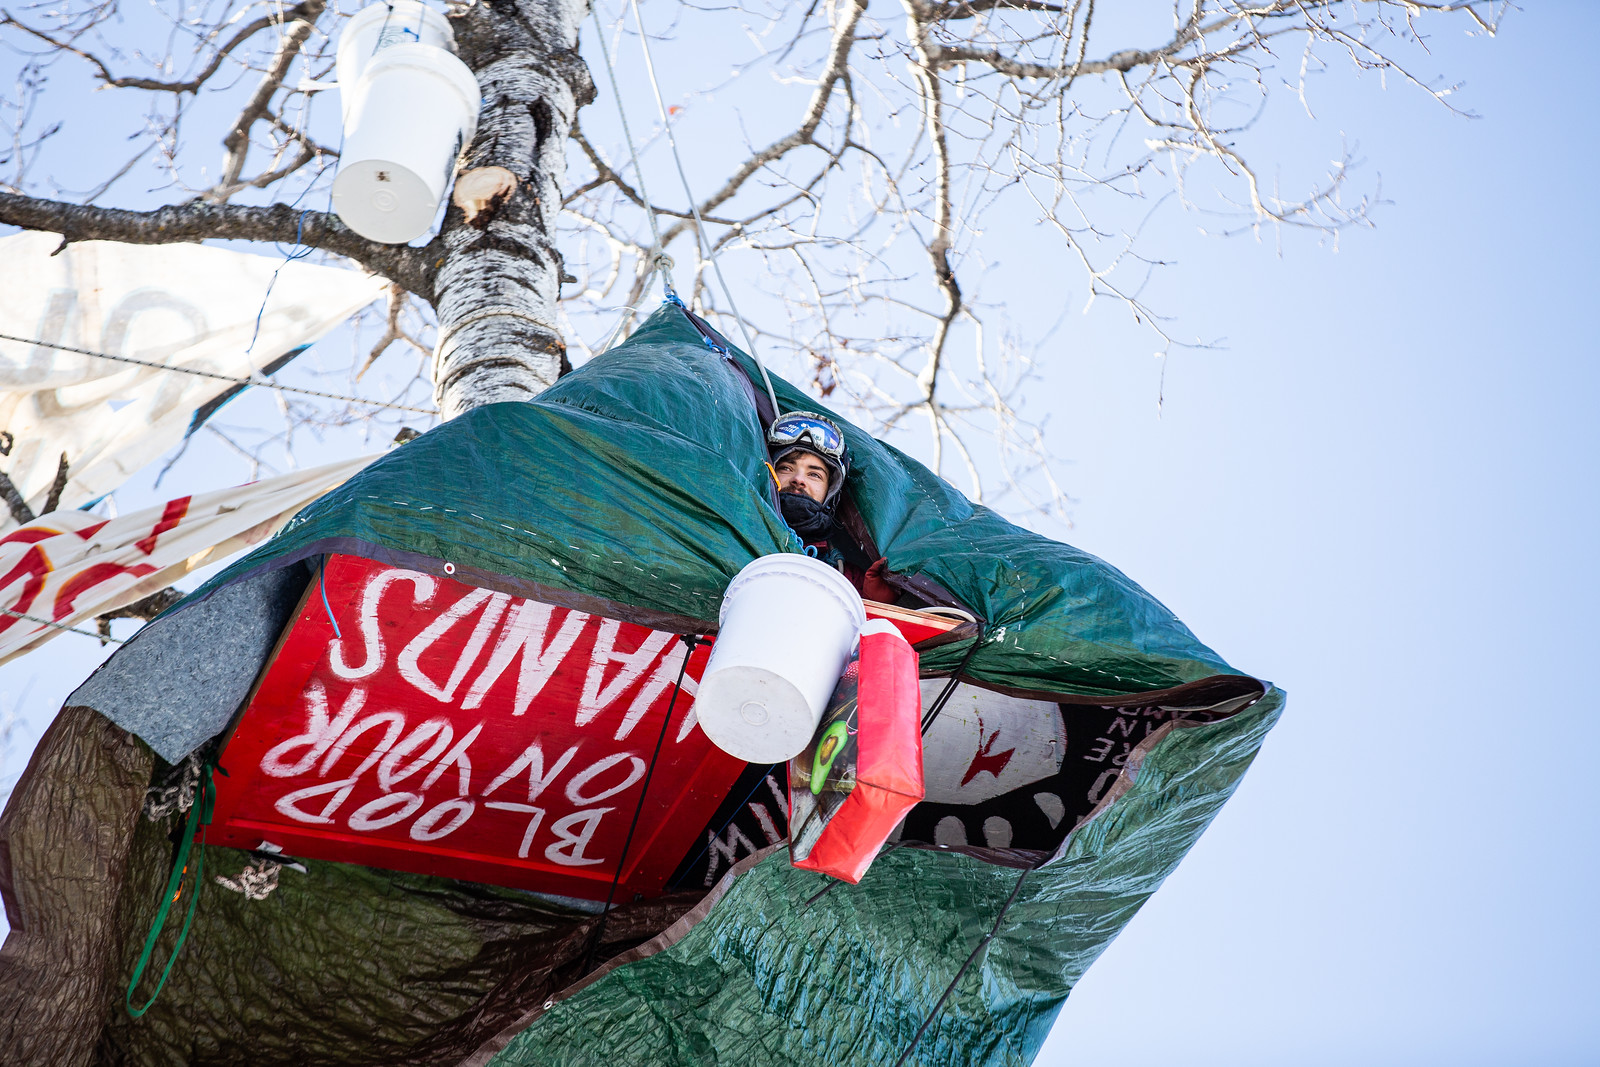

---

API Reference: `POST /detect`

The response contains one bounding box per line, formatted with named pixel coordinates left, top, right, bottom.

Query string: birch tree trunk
left=435, top=0, right=593, bottom=418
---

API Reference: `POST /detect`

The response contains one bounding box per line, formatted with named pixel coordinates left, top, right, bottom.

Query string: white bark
left=434, top=0, right=592, bottom=419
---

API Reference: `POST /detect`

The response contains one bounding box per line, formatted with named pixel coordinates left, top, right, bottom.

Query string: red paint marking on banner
left=0, top=545, right=50, bottom=634
left=134, top=497, right=191, bottom=555
left=0, top=527, right=62, bottom=547
left=958, top=714, right=1017, bottom=787
left=51, top=560, right=159, bottom=619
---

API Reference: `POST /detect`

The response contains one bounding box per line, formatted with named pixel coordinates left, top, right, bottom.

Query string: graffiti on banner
left=208, top=555, right=743, bottom=899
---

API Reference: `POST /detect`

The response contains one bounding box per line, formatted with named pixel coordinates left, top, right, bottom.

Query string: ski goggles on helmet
left=767, top=411, right=845, bottom=461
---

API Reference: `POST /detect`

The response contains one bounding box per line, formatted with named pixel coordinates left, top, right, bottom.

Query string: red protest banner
left=209, top=554, right=742, bottom=901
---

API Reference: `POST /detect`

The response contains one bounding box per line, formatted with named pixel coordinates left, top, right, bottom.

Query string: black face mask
left=779, top=490, right=835, bottom=540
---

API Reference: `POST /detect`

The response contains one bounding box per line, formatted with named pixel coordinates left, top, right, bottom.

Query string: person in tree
left=767, top=411, right=897, bottom=603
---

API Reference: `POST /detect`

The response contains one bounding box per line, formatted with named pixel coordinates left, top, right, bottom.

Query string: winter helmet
left=768, top=411, right=849, bottom=537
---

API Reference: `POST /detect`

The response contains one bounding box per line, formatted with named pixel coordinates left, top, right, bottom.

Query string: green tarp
left=194, top=303, right=1242, bottom=696
left=2, top=301, right=1281, bottom=1066
left=489, top=698, right=1279, bottom=1066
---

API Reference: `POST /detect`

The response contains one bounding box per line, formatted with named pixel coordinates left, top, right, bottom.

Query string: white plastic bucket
left=695, top=553, right=866, bottom=763
left=336, top=1, right=457, bottom=120
left=332, top=43, right=480, bottom=244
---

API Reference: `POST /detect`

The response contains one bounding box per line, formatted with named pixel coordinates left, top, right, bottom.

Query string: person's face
left=774, top=451, right=831, bottom=503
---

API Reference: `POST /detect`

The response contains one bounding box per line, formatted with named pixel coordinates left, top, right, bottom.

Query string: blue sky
left=1030, top=6, right=1600, bottom=1062
left=1, top=2, right=1595, bottom=1063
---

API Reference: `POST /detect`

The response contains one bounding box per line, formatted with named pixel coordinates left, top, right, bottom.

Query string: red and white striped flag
left=0, top=455, right=373, bottom=665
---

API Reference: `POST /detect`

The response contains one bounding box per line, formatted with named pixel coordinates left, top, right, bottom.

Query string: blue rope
left=244, top=166, right=322, bottom=358
left=245, top=71, right=344, bottom=363
left=319, top=562, right=342, bottom=639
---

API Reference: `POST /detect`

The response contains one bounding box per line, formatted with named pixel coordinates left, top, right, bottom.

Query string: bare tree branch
left=903, top=0, right=963, bottom=408
left=212, top=0, right=325, bottom=201
left=360, top=282, right=430, bottom=377
left=41, top=452, right=68, bottom=515
left=0, top=192, right=430, bottom=296
left=0, top=0, right=1507, bottom=517
left=0, top=6, right=303, bottom=95
left=680, top=0, right=866, bottom=221
left=96, top=587, right=185, bottom=642
left=0, top=469, right=34, bottom=525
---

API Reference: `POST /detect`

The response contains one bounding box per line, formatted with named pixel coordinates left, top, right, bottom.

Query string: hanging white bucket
left=332, top=43, right=480, bottom=244
left=335, top=0, right=457, bottom=115
left=696, top=553, right=866, bottom=763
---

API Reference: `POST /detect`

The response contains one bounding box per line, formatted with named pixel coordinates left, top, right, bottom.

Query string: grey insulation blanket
left=65, top=563, right=310, bottom=762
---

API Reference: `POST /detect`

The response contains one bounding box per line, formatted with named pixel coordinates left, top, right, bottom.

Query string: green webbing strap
left=126, top=763, right=213, bottom=1018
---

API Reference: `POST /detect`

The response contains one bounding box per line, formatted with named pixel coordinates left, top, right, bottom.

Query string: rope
left=891, top=866, right=1031, bottom=1067
left=591, top=13, right=676, bottom=299
left=621, top=0, right=782, bottom=415
left=801, top=842, right=904, bottom=909
left=127, top=763, right=214, bottom=1017
left=899, top=627, right=1013, bottom=1065
left=318, top=560, right=343, bottom=640
left=0, top=332, right=439, bottom=416
left=581, top=633, right=699, bottom=975
left=595, top=295, right=658, bottom=356
left=246, top=202, right=317, bottom=359
left=920, top=633, right=985, bottom=735
left=1, top=606, right=125, bottom=643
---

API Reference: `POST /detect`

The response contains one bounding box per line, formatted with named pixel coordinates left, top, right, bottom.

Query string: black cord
left=668, top=761, right=780, bottom=891
left=800, top=841, right=907, bottom=909
left=579, top=633, right=699, bottom=976
left=920, top=633, right=985, bottom=736
left=892, top=866, right=1031, bottom=1067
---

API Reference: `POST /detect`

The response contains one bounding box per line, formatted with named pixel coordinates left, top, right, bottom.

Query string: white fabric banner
left=0, top=455, right=375, bottom=666
left=0, top=232, right=388, bottom=528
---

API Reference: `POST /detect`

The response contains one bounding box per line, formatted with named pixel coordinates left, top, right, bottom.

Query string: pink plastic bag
left=789, top=620, right=925, bottom=883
